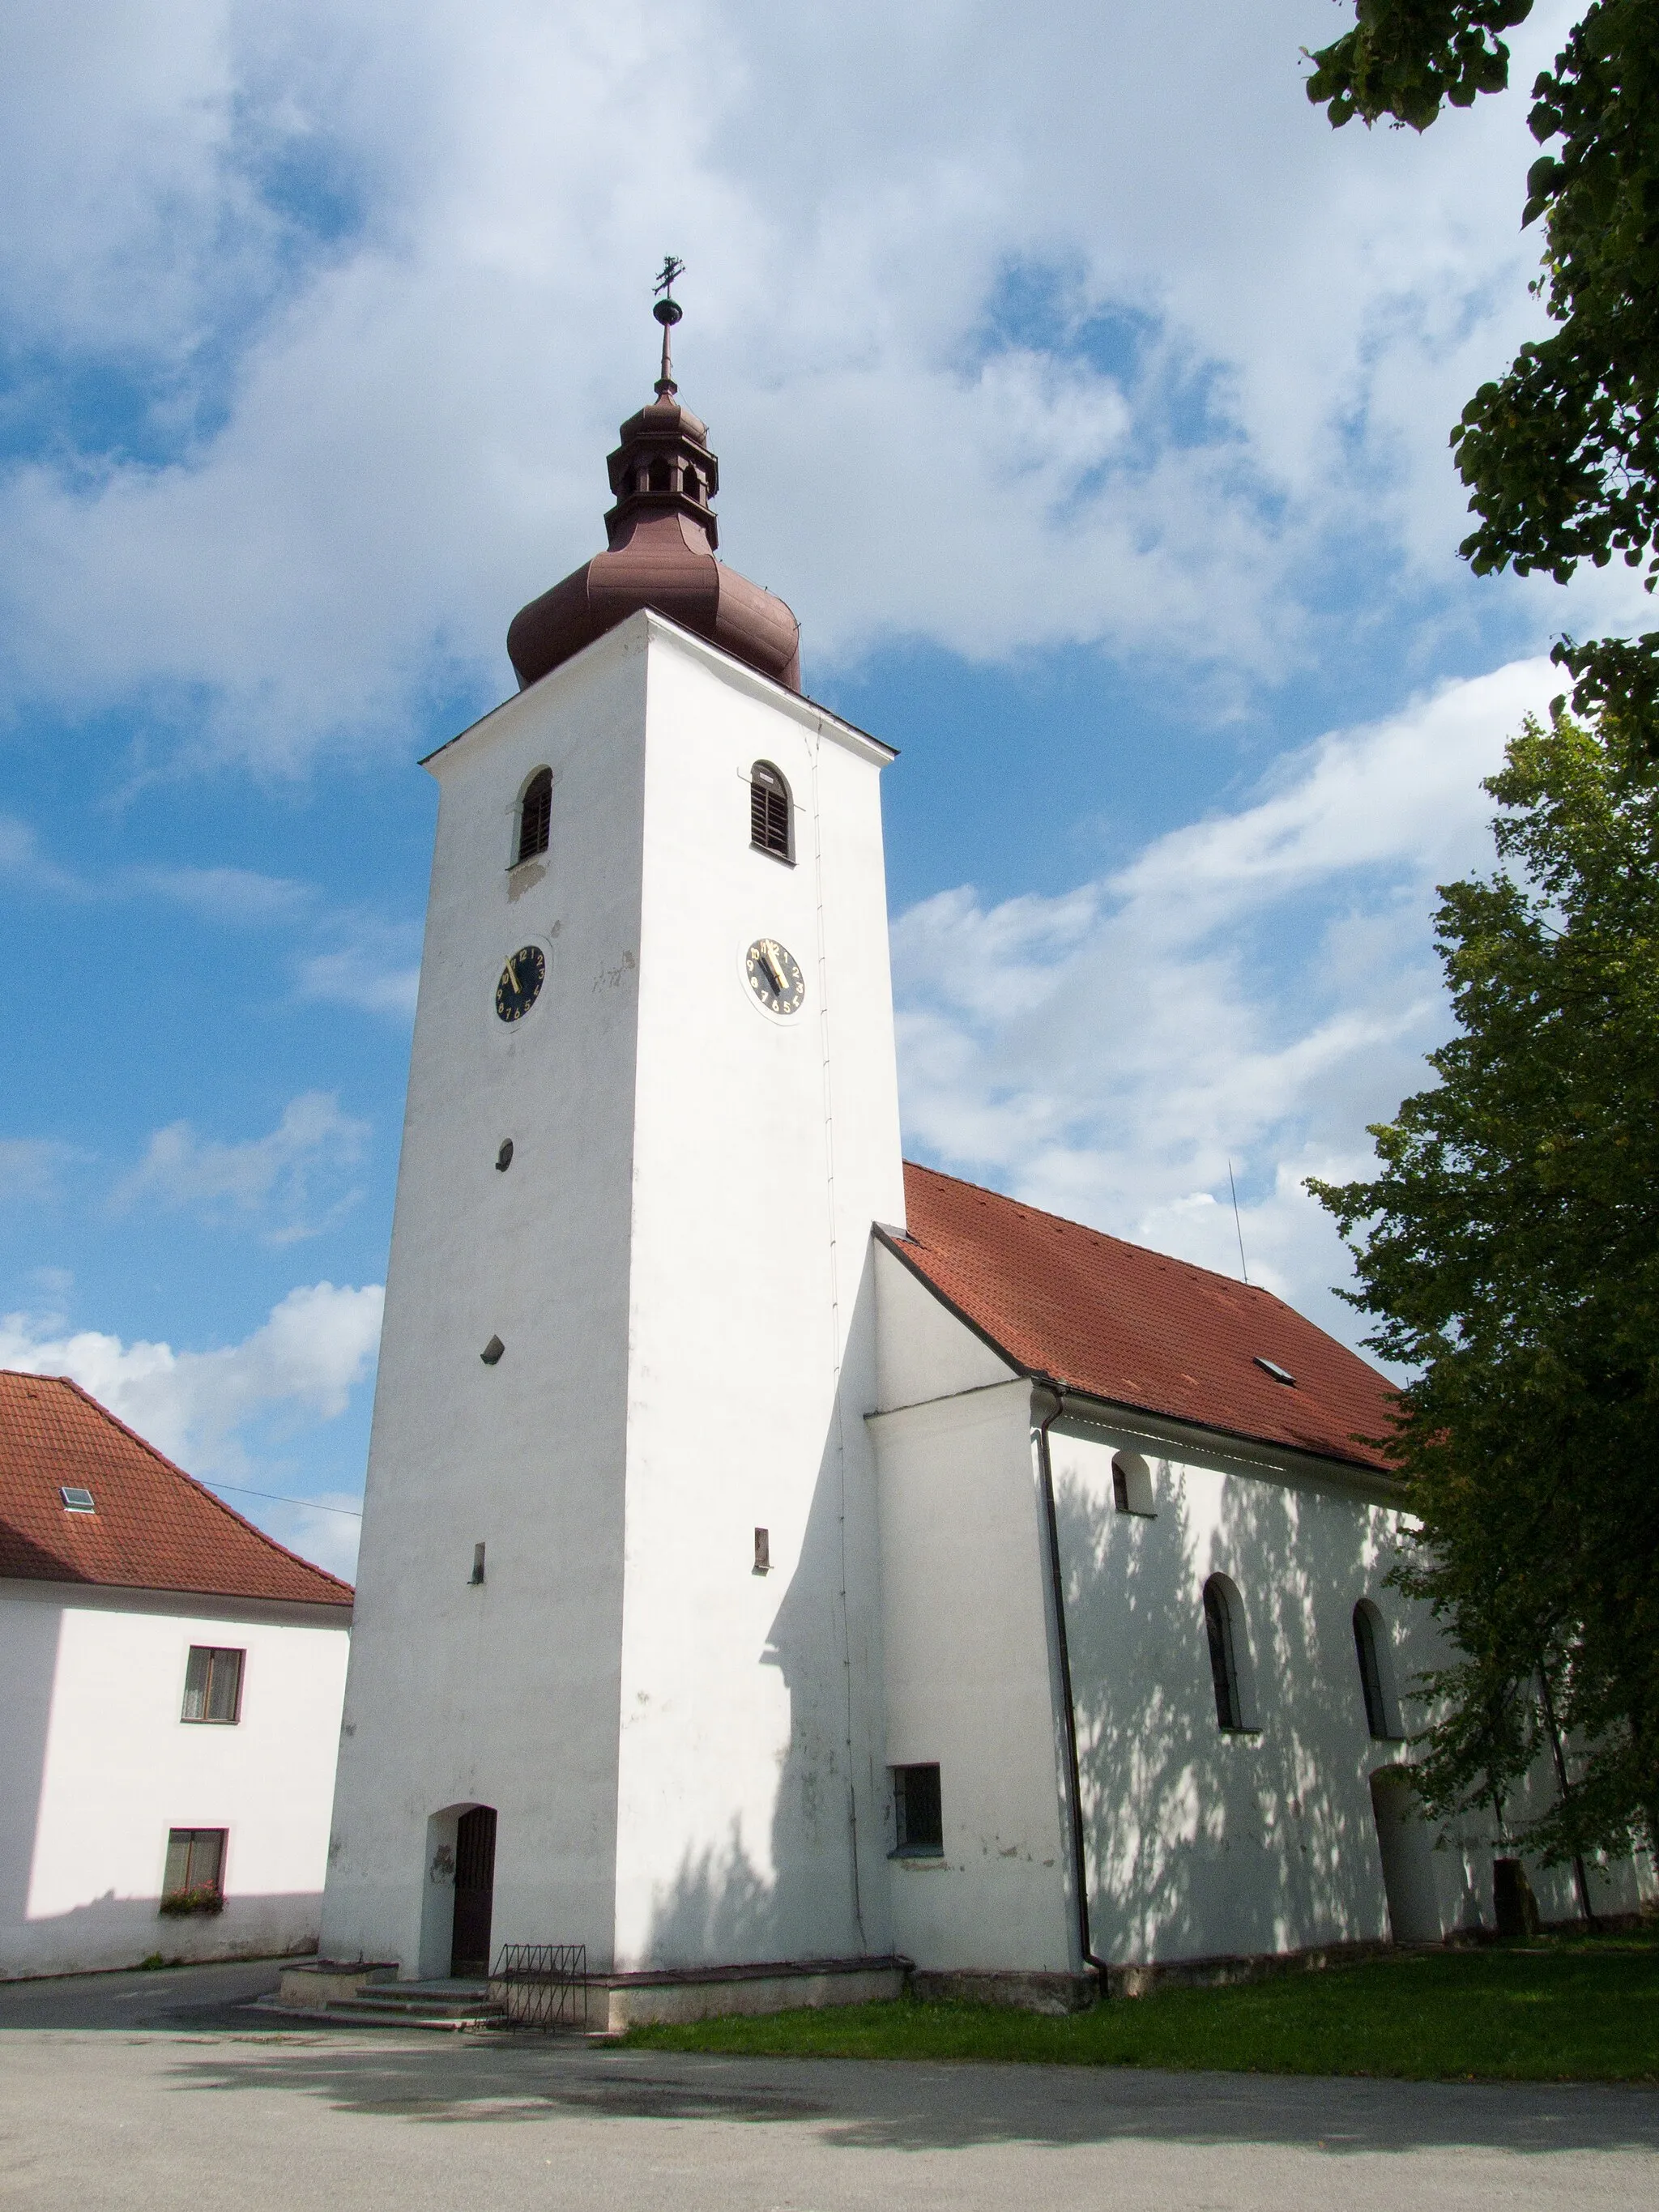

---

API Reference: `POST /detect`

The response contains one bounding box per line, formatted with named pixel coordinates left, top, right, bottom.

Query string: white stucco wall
left=323, top=622, right=649, bottom=1975
left=868, top=1261, right=1652, bottom=1975
left=870, top=1368, right=1079, bottom=1976
left=612, top=627, right=905, bottom=1971
left=1, top=1582, right=349, bottom=1979
left=1051, top=1415, right=1650, bottom=1961
left=325, top=613, right=906, bottom=1978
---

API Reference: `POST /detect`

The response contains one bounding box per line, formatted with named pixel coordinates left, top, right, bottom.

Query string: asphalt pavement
left=1, top=1958, right=1655, bottom=2210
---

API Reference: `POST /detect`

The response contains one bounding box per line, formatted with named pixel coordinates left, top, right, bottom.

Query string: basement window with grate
left=181, top=1646, right=245, bottom=1724
left=749, top=761, right=793, bottom=862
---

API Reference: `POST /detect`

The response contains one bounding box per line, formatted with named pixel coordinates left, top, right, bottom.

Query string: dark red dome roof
left=508, top=391, right=801, bottom=693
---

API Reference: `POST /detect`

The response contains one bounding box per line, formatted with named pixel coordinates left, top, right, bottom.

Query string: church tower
left=321, top=276, right=906, bottom=1986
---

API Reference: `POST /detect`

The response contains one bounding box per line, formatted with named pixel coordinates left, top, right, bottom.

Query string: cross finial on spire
left=652, top=255, right=684, bottom=398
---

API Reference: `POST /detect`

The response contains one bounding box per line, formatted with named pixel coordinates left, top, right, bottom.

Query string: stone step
left=321, top=1993, right=507, bottom=2029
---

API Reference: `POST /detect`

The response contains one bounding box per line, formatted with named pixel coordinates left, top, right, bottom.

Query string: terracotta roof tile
left=890, top=1163, right=1398, bottom=1473
left=0, top=1370, right=353, bottom=1607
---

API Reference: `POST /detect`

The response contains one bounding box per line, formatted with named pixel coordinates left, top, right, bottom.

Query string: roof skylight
left=1253, top=1357, right=1296, bottom=1387
left=60, top=1485, right=96, bottom=1512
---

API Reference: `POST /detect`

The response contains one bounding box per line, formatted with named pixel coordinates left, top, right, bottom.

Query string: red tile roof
left=0, top=1371, right=353, bottom=1607
left=889, top=1163, right=1399, bottom=1474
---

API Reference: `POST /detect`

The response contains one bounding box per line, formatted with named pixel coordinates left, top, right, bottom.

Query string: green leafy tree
left=1306, top=2, right=1659, bottom=743
left=1311, top=707, right=1659, bottom=1866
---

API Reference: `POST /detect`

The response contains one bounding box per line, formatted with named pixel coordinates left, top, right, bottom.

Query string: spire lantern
left=506, top=263, right=801, bottom=695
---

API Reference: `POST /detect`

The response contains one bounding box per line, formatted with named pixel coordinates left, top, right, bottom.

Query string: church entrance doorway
left=1368, top=1768, right=1440, bottom=1944
left=450, top=1805, right=497, bottom=1977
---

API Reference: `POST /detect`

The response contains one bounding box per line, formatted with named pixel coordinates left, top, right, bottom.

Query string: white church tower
left=321, top=275, right=907, bottom=1990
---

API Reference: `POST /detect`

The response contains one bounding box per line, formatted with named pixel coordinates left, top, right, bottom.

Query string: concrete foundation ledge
left=909, top=1969, right=1098, bottom=2015
left=1106, top=1937, right=1397, bottom=2000
left=277, top=1959, right=399, bottom=2005
left=597, top=1954, right=909, bottom=2031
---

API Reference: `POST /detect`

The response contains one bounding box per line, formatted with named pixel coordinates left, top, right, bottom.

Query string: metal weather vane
left=653, top=255, right=684, bottom=397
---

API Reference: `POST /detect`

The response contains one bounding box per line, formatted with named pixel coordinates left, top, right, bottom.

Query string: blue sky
left=2, top=0, right=1648, bottom=1578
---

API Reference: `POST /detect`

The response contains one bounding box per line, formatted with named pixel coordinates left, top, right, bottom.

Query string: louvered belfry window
left=517, top=769, right=552, bottom=864
left=750, top=761, right=791, bottom=860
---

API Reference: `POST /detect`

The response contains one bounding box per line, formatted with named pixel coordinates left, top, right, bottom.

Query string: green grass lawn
left=619, top=1928, right=1659, bottom=2081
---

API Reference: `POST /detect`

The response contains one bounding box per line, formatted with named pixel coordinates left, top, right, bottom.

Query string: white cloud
left=0, top=0, right=1640, bottom=768
left=296, top=917, right=423, bottom=1016
left=0, top=1139, right=79, bottom=1202
left=893, top=657, right=1557, bottom=1353
left=113, top=1090, right=370, bottom=1240
left=0, top=1280, right=383, bottom=1498
left=129, top=864, right=314, bottom=923
left=254, top=1490, right=362, bottom=1581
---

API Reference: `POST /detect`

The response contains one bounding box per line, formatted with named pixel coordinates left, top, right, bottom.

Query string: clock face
left=494, top=944, right=546, bottom=1023
left=744, top=937, right=805, bottom=1016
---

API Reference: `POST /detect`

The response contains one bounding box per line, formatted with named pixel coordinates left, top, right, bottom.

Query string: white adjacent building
left=318, top=334, right=1652, bottom=2016
left=0, top=1370, right=352, bottom=1979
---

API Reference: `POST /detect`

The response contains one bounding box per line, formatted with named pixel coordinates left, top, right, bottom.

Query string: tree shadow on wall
left=1055, top=1456, right=1425, bottom=1964
left=636, top=1257, right=885, bottom=1972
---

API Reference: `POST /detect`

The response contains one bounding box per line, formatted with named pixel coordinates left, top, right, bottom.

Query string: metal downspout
left=1034, top=1382, right=1112, bottom=1993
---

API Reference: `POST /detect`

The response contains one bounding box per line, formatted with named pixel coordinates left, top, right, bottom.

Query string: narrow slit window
left=1203, top=1576, right=1248, bottom=1733
left=181, top=1646, right=245, bottom=1724
left=749, top=761, right=792, bottom=861
left=891, top=1762, right=944, bottom=1857
left=516, top=769, right=552, bottom=864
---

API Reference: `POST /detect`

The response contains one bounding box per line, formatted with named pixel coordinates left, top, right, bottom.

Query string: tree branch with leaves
left=1307, top=1, right=1659, bottom=744
left=1310, top=707, right=1659, bottom=1866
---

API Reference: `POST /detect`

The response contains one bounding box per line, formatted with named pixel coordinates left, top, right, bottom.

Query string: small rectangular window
left=891, top=1762, right=944, bottom=1857
left=181, top=1646, right=245, bottom=1724
left=162, top=1827, right=226, bottom=1907
left=60, top=1485, right=96, bottom=1512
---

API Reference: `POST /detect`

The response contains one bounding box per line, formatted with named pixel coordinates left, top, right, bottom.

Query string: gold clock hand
left=505, top=954, right=520, bottom=992
left=761, top=948, right=784, bottom=994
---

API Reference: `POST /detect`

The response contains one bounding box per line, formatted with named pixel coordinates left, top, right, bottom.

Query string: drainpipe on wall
left=1033, top=1379, right=1114, bottom=1997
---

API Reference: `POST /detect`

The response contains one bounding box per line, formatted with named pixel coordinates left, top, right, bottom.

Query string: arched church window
left=1202, top=1575, right=1253, bottom=1733
left=750, top=761, right=792, bottom=862
left=1353, top=1600, right=1401, bottom=1740
left=516, top=769, right=552, bottom=865
left=1111, top=1451, right=1154, bottom=1515
left=683, top=468, right=700, bottom=502
left=649, top=458, right=671, bottom=493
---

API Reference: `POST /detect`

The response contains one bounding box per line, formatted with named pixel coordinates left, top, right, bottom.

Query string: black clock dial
left=494, top=944, right=546, bottom=1023
left=744, top=937, right=805, bottom=1016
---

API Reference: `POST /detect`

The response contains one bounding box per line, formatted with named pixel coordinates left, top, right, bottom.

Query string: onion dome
left=507, top=264, right=801, bottom=693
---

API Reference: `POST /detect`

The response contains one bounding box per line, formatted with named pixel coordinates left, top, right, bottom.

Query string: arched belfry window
left=750, top=761, right=792, bottom=862
left=1353, top=1600, right=1401, bottom=1741
left=1202, top=1575, right=1255, bottom=1733
left=516, top=769, right=552, bottom=865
